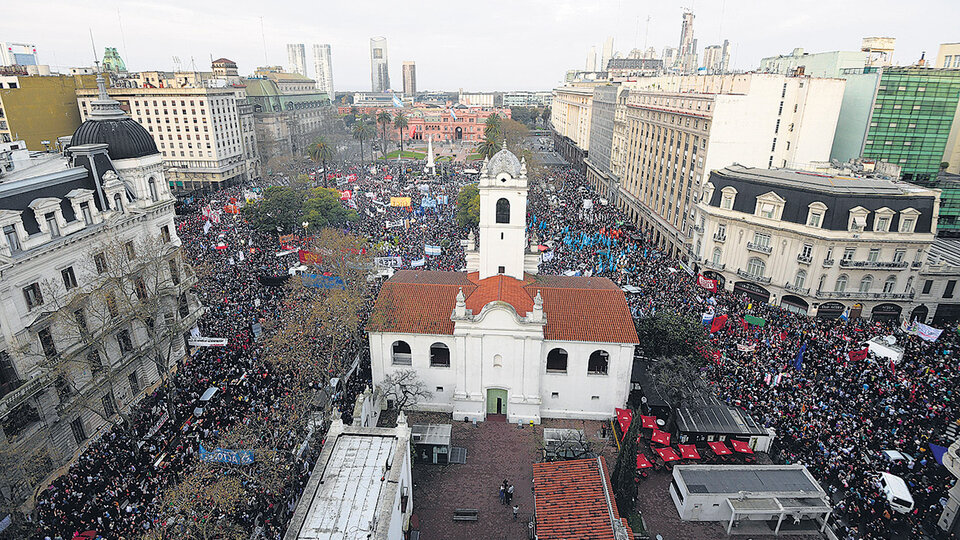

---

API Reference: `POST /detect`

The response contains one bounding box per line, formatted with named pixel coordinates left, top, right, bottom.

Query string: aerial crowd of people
left=26, top=142, right=960, bottom=540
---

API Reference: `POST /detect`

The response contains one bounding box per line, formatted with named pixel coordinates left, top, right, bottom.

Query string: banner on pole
left=697, top=274, right=717, bottom=292
left=411, top=258, right=426, bottom=267
left=298, top=250, right=322, bottom=265
left=390, top=197, right=411, bottom=207
left=425, top=244, right=442, bottom=256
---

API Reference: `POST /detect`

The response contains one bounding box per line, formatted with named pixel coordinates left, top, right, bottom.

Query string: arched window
left=588, top=350, right=609, bottom=375
left=148, top=177, right=159, bottom=202
left=429, top=342, right=450, bottom=367
left=905, top=276, right=914, bottom=293
left=391, top=340, right=411, bottom=365
left=113, top=193, right=123, bottom=212
left=859, top=275, right=873, bottom=293
left=883, top=276, right=897, bottom=293
left=835, top=274, right=848, bottom=293
left=794, top=270, right=806, bottom=289
left=746, top=257, right=765, bottom=277
left=546, top=348, right=567, bottom=373
left=712, top=247, right=722, bottom=266
left=495, top=198, right=510, bottom=224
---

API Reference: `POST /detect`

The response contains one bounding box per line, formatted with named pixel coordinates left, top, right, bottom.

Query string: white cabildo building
left=367, top=149, right=639, bottom=424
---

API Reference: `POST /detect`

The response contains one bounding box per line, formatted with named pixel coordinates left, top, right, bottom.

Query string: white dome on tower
left=486, top=148, right=522, bottom=178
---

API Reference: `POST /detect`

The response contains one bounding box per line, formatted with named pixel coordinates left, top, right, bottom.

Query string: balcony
left=784, top=282, right=811, bottom=295
left=912, top=261, right=923, bottom=268
left=746, top=242, right=772, bottom=254
left=839, top=259, right=909, bottom=270
left=797, top=254, right=812, bottom=265
left=737, top=268, right=771, bottom=284
left=692, top=224, right=704, bottom=234
left=822, top=259, right=835, bottom=267
left=713, top=233, right=726, bottom=243
left=703, top=260, right=726, bottom=271
left=815, top=290, right=915, bottom=300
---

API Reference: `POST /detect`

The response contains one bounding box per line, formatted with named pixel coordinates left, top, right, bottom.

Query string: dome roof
left=71, top=117, right=158, bottom=160
left=487, top=148, right=522, bottom=178
left=70, top=73, right=159, bottom=160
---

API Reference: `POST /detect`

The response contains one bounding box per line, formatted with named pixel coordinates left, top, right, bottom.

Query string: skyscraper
left=287, top=44, right=307, bottom=76
left=601, top=37, right=614, bottom=72
left=313, top=44, right=335, bottom=102
left=677, top=10, right=697, bottom=73
left=370, top=37, right=390, bottom=92
left=402, top=61, right=417, bottom=96
left=586, top=46, right=597, bottom=71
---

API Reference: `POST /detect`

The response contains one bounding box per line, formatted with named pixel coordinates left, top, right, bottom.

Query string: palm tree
left=376, top=111, right=392, bottom=158
left=484, top=114, right=502, bottom=142
left=308, top=137, right=334, bottom=187
left=393, top=112, right=409, bottom=158
left=477, top=138, right=500, bottom=159
left=353, top=121, right=373, bottom=164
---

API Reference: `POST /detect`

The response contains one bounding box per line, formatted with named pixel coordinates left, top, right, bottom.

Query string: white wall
left=539, top=341, right=633, bottom=419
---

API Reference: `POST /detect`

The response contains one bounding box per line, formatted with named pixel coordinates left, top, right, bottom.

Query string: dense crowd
left=27, top=144, right=960, bottom=540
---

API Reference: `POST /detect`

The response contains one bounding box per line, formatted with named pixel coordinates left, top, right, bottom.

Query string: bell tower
left=478, top=148, right=528, bottom=280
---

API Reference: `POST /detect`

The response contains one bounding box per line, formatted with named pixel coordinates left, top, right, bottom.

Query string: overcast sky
left=4, top=0, right=957, bottom=92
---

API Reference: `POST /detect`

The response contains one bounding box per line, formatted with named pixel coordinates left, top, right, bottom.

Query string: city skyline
left=2, top=0, right=957, bottom=91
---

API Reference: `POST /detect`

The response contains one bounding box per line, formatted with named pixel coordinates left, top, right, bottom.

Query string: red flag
left=710, top=314, right=728, bottom=333
left=741, top=318, right=748, bottom=331
left=697, top=274, right=718, bottom=292
left=847, top=348, right=869, bottom=362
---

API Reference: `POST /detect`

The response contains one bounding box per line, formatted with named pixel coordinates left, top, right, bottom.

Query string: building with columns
left=693, top=165, right=939, bottom=320
left=367, top=149, right=638, bottom=423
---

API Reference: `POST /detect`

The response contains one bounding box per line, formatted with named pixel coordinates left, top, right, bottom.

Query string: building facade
left=936, top=43, right=960, bottom=69
left=458, top=91, right=495, bottom=107
left=0, top=73, right=100, bottom=149
left=77, top=85, right=260, bottom=191
left=245, top=77, right=332, bottom=160
left=402, top=61, right=416, bottom=97
left=286, top=44, right=307, bottom=77
left=550, top=83, right=599, bottom=151
left=368, top=150, right=638, bottom=424
left=0, top=43, right=38, bottom=67
left=312, top=44, right=334, bottom=101
left=370, top=37, right=390, bottom=93
left=694, top=165, right=939, bottom=320
left=584, top=84, right=624, bottom=204
left=606, top=73, right=845, bottom=257
left=405, top=106, right=510, bottom=142
left=502, top=91, right=552, bottom=108
left=0, top=82, right=201, bottom=506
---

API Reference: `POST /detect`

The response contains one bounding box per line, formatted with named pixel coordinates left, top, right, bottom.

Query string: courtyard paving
left=405, top=412, right=822, bottom=540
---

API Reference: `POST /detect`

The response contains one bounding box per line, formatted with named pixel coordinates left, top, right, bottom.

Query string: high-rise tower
left=286, top=43, right=307, bottom=76
left=313, top=44, right=335, bottom=102
left=370, top=37, right=390, bottom=92
left=677, top=10, right=697, bottom=73
left=402, top=61, right=416, bottom=96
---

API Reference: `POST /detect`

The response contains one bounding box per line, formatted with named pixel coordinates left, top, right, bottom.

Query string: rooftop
left=674, top=465, right=824, bottom=496
left=367, top=271, right=639, bottom=344
left=289, top=432, right=398, bottom=540
left=533, top=457, right=633, bottom=540
left=927, top=238, right=960, bottom=267
left=718, top=164, right=930, bottom=197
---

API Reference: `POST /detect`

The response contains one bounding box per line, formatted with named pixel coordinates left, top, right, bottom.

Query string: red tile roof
left=366, top=271, right=639, bottom=344
left=533, top=457, right=634, bottom=540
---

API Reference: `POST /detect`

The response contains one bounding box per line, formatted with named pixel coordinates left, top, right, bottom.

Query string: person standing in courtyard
left=513, top=504, right=519, bottom=521
left=498, top=483, right=505, bottom=505
left=507, top=483, right=514, bottom=505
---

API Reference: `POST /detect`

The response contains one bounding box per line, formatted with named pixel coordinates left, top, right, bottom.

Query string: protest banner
left=199, top=444, right=254, bottom=465
left=374, top=256, right=403, bottom=268
left=188, top=337, right=229, bottom=347
left=848, top=348, right=869, bottom=362
left=279, top=234, right=298, bottom=244
left=697, top=274, right=717, bottom=292
left=298, top=250, right=322, bottom=265
left=390, top=197, right=412, bottom=207
left=425, top=244, right=442, bottom=256
left=411, top=258, right=426, bottom=267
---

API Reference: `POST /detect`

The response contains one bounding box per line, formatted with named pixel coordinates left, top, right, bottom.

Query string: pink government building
left=339, top=104, right=511, bottom=142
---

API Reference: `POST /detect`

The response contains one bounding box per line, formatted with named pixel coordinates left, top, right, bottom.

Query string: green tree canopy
left=241, top=186, right=357, bottom=234
left=302, top=188, right=359, bottom=230
left=634, top=310, right=707, bottom=359
left=456, top=184, right=480, bottom=228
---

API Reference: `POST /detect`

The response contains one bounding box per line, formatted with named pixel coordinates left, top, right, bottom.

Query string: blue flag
left=930, top=443, right=948, bottom=465
left=794, top=342, right=807, bottom=371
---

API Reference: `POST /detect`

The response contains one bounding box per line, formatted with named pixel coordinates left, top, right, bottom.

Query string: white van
left=877, top=472, right=915, bottom=514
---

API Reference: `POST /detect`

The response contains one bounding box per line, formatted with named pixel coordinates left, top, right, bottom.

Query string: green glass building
left=862, top=67, right=960, bottom=183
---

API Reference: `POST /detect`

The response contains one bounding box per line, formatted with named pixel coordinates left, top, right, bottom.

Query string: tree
left=301, top=188, right=359, bottom=231
left=648, top=354, right=710, bottom=430
left=393, top=112, right=408, bottom=156
left=484, top=114, right=502, bottom=142
left=378, top=370, right=432, bottom=412
left=634, top=310, right=706, bottom=359
left=476, top=138, right=500, bottom=159
left=241, top=185, right=306, bottom=234
left=376, top=111, right=393, bottom=158
left=307, top=137, right=334, bottom=188
left=611, top=406, right=640, bottom=515
left=352, top=120, right=375, bottom=163
left=456, top=183, right=480, bottom=228
left=501, top=118, right=530, bottom=150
